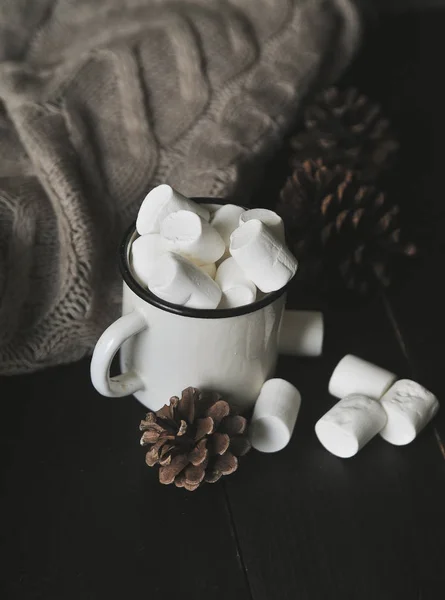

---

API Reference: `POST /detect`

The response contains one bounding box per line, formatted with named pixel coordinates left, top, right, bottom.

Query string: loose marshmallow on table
left=379, top=379, right=439, bottom=446
left=161, top=210, right=225, bottom=265
left=278, top=310, right=324, bottom=357
left=211, top=204, right=246, bottom=253
left=315, top=394, right=387, bottom=458
left=230, top=220, right=298, bottom=293
left=250, top=379, right=301, bottom=453
left=136, top=184, right=209, bottom=234
left=147, top=252, right=222, bottom=309
left=215, top=257, right=257, bottom=308
left=329, top=354, right=397, bottom=400
left=130, top=234, right=165, bottom=285
left=239, top=208, right=285, bottom=243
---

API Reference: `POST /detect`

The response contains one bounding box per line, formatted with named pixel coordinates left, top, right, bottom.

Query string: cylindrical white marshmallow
left=211, top=204, right=246, bottom=248
left=130, top=234, right=165, bottom=286
left=239, top=208, right=285, bottom=243
left=197, top=263, right=217, bottom=279
left=278, top=310, right=324, bottom=357
left=249, top=379, right=301, bottom=453
left=160, top=210, right=225, bottom=265
left=147, top=252, right=222, bottom=309
left=379, top=379, right=439, bottom=446
left=215, top=257, right=256, bottom=308
left=215, top=258, right=256, bottom=294
left=329, top=354, right=397, bottom=400
left=218, top=287, right=256, bottom=309
left=315, top=394, right=387, bottom=458
left=136, top=184, right=209, bottom=234
left=230, top=220, right=298, bottom=293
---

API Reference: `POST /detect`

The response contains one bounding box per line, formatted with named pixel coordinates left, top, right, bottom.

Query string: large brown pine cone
left=289, top=87, right=399, bottom=183
left=277, top=160, right=418, bottom=296
left=140, top=387, right=251, bottom=491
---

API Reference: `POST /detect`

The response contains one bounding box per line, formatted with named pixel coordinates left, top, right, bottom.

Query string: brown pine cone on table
left=289, top=87, right=399, bottom=184
left=277, top=160, right=418, bottom=297
left=140, top=387, right=251, bottom=491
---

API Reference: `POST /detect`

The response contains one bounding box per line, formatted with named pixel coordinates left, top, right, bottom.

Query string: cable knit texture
left=0, top=0, right=360, bottom=374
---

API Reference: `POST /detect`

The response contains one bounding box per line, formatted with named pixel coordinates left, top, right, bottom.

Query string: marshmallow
left=215, top=258, right=256, bottom=308
left=136, top=184, right=209, bottom=234
left=211, top=204, right=246, bottom=248
left=130, top=234, right=165, bottom=286
left=379, top=379, right=439, bottom=446
left=160, top=210, right=225, bottom=265
left=198, top=263, right=217, bottom=279
left=218, top=287, right=256, bottom=309
left=315, top=394, right=387, bottom=458
left=230, top=220, right=297, bottom=293
left=215, top=257, right=256, bottom=294
left=278, top=310, right=324, bottom=357
left=239, top=208, right=285, bottom=243
left=329, top=354, right=397, bottom=400
left=147, top=252, right=222, bottom=309
left=250, top=379, right=301, bottom=453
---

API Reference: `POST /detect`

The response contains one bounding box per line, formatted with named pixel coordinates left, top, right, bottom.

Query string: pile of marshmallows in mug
left=131, top=185, right=439, bottom=457
left=131, top=184, right=297, bottom=309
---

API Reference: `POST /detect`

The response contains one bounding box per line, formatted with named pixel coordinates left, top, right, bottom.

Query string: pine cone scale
left=140, top=429, right=162, bottom=445
left=158, top=453, right=172, bottom=466
left=219, top=415, right=247, bottom=436
left=159, top=454, right=189, bottom=485
left=204, top=471, right=222, bottom=484
left=177, top=387, right=196, bottom=423
left=156, top=397, right=179, bottom=421
left=205, top=400, right=230, bottom=425
left=212, top=432, right=230, bottom=455
left=145, top=445, right=162, bottom=467
left=214, top=453, right=238, bottom=476
left=184, top=463, right=207, bottom=485
left=195, top=417, right=214, bottom=441
left=184, top=482, right=200, bottom=492
left=174, top=472, right=186, bottom=488
left=188, top=439, right=208, bottom=466
left=177, top=420, right=187, bottom=436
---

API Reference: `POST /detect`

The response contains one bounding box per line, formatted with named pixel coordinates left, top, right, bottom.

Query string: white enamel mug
left=91, top=200, right=292, bottom=413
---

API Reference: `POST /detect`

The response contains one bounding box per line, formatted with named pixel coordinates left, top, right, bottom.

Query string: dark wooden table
left=2, top=9, right=445, bottom=600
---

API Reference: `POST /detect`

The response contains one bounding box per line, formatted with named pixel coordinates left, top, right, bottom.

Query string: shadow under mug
left=90, top=199, right=293, bottom=413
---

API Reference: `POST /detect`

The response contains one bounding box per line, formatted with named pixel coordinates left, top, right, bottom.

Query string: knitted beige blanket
left=0, top=0, right=360, bottom=374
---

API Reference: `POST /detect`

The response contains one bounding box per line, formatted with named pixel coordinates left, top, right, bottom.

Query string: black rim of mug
left=118, top=197, right=289, bottom=319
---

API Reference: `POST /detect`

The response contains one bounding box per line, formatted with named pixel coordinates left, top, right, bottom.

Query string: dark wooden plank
left=224, top=296, right=445, bottom=600
left=0, top=361, right=250, bottom=600
left=384, top=254, right=445, bottom=441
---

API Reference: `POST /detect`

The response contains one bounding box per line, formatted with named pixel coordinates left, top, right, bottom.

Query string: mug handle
left=90, top=311, right=147, bottom=397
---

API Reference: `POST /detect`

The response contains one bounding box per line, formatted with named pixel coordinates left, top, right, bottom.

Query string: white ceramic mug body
left=120, top=283, right=285, bottom=411
left=91, top=211, right=290, bottom=413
